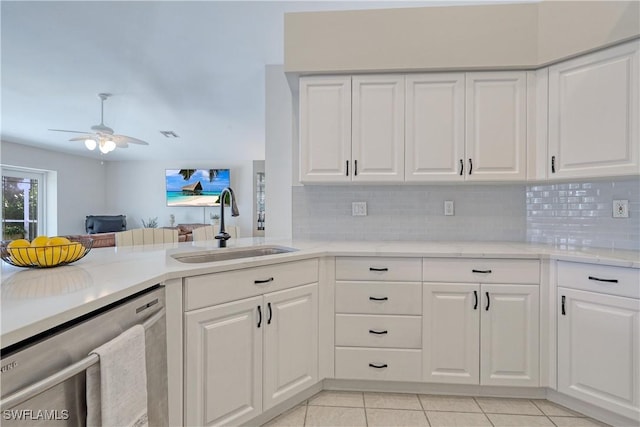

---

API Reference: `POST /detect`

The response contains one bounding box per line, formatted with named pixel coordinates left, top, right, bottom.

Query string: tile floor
left=262, top=391, right=610, bottom=427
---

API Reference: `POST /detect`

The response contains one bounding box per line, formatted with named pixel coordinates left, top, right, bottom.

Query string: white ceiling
left=1, top=0, right=521, bottom=162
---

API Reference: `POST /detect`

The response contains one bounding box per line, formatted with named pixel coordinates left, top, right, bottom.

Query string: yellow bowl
left=1, top=238, right=93, bottom=268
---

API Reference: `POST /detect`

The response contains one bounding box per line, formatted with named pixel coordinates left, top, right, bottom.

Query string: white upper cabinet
left=465, top=72, right=528, bottom=181
left=299, top=76, right=352, bottom=183
left=352, top=75, right=405, bottom=182
left=548, top=41, right=639, bottom=179
left=405, top=74, right=465, bottom=181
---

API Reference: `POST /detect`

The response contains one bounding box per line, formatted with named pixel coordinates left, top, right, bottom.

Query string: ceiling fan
left=49, top=93, right=149, bottom=153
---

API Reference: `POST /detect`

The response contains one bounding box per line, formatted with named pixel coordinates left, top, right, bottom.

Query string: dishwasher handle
left=0, top=308, right=165, bottom=411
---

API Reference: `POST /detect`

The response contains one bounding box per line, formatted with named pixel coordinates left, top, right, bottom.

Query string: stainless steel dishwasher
left=0, top=285, right=168, bottom=426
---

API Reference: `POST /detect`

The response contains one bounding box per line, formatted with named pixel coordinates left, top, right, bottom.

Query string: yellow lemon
left=65, top=242, right=84, bottom=262
left=30, top=235, right=49, bottom=247
left=8, top=239, right=30, bottom=249
left=7, top=240, right=31, bottom=266
left=46, top=236, right=71, bottom=246
left=37, top=246, right=65, bottom=266
left=26, top=247, right=39, bottom=264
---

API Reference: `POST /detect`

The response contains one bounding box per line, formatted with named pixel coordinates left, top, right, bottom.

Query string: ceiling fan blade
left=114, top=140, right=129, bottom=148
left=112, top=134, right=149, bottom=145
left=69, top=135, right=97, bottom=141
left=49, top=128, right=90, bottom=134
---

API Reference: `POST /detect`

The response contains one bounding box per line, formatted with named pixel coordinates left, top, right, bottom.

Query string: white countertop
left=2, top=238, right=638, bottom=348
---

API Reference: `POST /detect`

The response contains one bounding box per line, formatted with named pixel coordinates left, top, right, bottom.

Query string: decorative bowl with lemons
left=0, top=236, right=93, bottom=268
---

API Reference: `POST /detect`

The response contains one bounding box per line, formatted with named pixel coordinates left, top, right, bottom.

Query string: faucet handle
left=215, top=232, right=231, bottom=241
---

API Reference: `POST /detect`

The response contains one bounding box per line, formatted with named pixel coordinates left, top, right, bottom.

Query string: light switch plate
left=613, top=200, right=629, bottom=218
left=444, top=200, right=454, bottom=216
left=352, top=202, right=367, bottom=216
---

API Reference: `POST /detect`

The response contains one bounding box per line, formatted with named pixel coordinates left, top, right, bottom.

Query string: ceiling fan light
left=98, top=142, right=109, bottom=154
left=84, top=139, right=97, bottom=150
left=104, top=140, right=116, bottom=152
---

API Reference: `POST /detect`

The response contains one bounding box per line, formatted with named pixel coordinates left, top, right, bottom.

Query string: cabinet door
left=549, top=42, right=639, bottom=179
left=352, top=75, right=405, bottom=182
left=263, top=283, right=318, bottom=410
left=480, top=284, right=539, bottom=387
left=465, top=72, right=527, bottom=181
left=558, top=288, right=640, bottom=421
left=405, top=73, right=465, bottom=181
left=185, top=296, right=263, bottom=427
left=299, top=76, right=352, bottom=183
left=423, top=283, right=479, bottom=384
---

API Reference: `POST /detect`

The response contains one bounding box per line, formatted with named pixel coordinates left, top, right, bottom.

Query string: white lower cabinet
left=423, top=283, right=539, bottom=387
left=185, top=283, right=318, bottom=426
left=558, top=287, right=640, bottom=421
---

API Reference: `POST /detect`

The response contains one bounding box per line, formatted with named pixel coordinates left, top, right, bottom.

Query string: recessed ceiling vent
left=160, top=130, right=179, bottom=138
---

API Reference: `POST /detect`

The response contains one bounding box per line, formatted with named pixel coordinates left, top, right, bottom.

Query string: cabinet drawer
left=335, top=347, right=422, bottom=382
left=335, top=282, right=422, bottom=315
left=423, top=258, right=539, bottom=284
left=336, top=257, right=422, bottom=281
left=557, top=261, right=640, bottom=299
left=335, top=314, right=421, bottom=348
left=184, top=259, right=319, bottom=310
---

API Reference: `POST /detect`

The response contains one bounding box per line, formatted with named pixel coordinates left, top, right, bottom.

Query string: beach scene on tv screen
left=166, top=169, right=230, bottom=207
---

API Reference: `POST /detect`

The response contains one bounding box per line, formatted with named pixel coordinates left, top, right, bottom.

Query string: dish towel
left=86, top=324, right=149, bottom=427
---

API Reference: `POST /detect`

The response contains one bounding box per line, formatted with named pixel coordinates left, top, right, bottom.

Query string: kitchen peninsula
left=2, top=239, right=638, bottom=426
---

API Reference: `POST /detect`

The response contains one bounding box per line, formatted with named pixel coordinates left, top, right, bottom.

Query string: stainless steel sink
left=171, top=245, right=297, bottom=263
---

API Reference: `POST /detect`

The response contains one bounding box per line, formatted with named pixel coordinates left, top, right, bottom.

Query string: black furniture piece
left=85, top=215, right=127, bottom=234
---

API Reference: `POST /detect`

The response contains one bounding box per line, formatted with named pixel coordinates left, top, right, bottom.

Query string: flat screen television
left=166, top=169, right=230, bottom=207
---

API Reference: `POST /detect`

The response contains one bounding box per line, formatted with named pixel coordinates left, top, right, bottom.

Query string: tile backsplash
left=292, top=184, right=526, bottom=242
left=526, top=177, right=640, bottom=251
left=292, top=177, right=639, bottom=250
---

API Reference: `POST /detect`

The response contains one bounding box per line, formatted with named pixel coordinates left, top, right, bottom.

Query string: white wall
left=1, top=141, right=108, bottom=235
left=284, top=1, right=640, bottom=73
left=105, top=160, right=253, bottom=235
left=265, top=65, right=293, bottom=238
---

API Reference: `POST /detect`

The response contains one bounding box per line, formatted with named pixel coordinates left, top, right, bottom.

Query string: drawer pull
left=369, top=296, right=389, bottom=301
left=588, top=276, right=618, bottom=284
left=368, top=329, right=388, bottom=335
left=472, top=269, right=492, bottom=274
left=368, top=363, right=388, bottom=369
left=369, top=267, right=389, bottom=272
left=473, top=290, right=478, bottom=310
left=254, top=277, right=274, bottom=284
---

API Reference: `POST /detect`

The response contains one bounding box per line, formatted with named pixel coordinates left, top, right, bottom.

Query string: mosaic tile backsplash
left=292, top=178, right=639, bottom=250
left=526, top=177, right=639, bottom=250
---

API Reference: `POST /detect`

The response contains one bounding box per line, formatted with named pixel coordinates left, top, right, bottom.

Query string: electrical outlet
left=613, top=200, right=629, bottom=218
left=444, top=200, right=454, bottom=216
left=352, top=202, right=367, bottom=216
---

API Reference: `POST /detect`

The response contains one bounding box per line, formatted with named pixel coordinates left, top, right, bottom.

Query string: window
left=2, top=168, right=46, bottom=240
